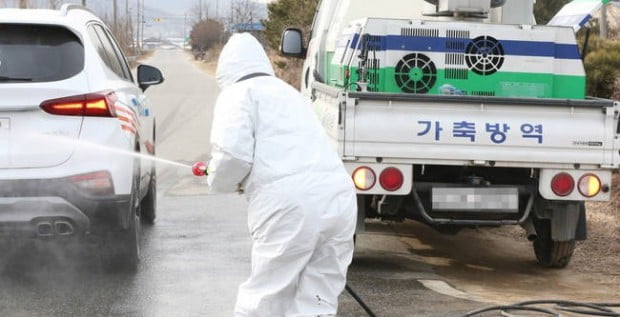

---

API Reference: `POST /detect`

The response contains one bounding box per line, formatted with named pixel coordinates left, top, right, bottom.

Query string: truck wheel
left=532, top=218, right=575, bottom=268
left=102, top=172, right=141, bottom=272
left=140, top=167, right=157, bottom=225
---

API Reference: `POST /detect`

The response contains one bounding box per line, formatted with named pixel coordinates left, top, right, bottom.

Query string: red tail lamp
left=379, top=167, right=404, bottom=192
left=551, top=172, right=574, bottom=197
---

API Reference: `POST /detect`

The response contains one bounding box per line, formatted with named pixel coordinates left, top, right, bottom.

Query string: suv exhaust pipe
left=54, top=221, right=75, bottom=236
left=36, top=221, right=54, bottom=237
left=34, top=219, right=76, bottom=238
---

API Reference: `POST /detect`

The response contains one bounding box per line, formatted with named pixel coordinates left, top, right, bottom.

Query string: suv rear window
left=0, top=24, right=84, bottom=83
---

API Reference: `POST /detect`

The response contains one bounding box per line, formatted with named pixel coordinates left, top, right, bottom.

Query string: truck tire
left=532, top=218, right=575, bottom=268
left=140, top=167, right=157, bottom=225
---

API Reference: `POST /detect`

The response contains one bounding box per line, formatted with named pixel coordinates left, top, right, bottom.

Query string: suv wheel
left=102, top=168, right=141, bottom=272
left=140, top=166, right=157, bottom=225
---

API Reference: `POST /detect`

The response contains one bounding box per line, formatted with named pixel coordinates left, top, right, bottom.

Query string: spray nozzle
left=192, top=161, right=208, bottom=176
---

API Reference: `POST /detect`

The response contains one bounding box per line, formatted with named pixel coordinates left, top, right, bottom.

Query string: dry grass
left=613, top=79, right=620, bottom=100
left=188, top=45, right=224, bottom=77
left=129, top=50, right=155, bottom=68
left=573, top=173, right=620, bottom=276
left=573, top=85, right=620, bottom=276
left=268, top=49, right=303, bottom=89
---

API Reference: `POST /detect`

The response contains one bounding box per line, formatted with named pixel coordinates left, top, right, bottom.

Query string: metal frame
left=347, top=91, right=615, bottom=108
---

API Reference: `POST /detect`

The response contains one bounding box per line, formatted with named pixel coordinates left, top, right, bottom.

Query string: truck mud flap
left=534, top=199, right=586, bottom=242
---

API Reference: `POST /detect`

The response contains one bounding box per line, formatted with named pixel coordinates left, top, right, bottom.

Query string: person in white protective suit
left=207, top=33, right=357, bottom=317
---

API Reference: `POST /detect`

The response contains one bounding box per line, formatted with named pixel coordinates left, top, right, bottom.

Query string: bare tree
left=190, top=18, right=224, bottom=54
left=232, top=0, right=259, bottom=26
left=192, top=0, right=206, bottom=22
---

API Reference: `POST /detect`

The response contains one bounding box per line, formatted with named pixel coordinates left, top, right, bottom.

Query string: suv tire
left=102, top=168, right=141, bottom=272
left=140, top=167, right=157, bottom=225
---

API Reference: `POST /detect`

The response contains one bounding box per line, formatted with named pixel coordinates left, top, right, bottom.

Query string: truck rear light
left=379, top=167, right=404, bottom=191
left=40, top=91, right=117, bottom=117
left=69, top=171, right=114, bottom=195
left=551, top=172, right=574, bottom=196
left=352, top=166, right=376, bottom=191
left=578, top=173, right=601, bottom=197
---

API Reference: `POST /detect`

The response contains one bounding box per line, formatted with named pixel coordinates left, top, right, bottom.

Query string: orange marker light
left=352, top=166, right=376, bottom=191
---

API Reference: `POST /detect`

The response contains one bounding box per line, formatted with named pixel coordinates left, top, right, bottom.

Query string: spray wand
left=192, top=161, right=208, bottom=176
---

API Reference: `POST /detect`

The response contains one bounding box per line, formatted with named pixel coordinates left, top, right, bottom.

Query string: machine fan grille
left=394, top=53, right=437, bottom=94
left=465, top=35, right=505, bottom=76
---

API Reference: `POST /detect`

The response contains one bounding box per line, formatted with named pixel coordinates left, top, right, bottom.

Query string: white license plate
left=432, top=188, right=519, bottom=212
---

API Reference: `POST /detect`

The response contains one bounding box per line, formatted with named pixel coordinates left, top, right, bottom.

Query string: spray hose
left=346, top=283, right=378, bottom=317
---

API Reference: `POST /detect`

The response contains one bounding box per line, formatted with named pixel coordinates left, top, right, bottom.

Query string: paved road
left=0, top=49, right=482, bottom=317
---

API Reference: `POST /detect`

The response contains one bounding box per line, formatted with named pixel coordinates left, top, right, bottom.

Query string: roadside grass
left=573, top=82, right=620, bottom=276
left=574, top=173, right=620, bottom=277
left=130, top=49, right=155, bottom=68
left=188, top=45, right=222, bottom=77
left=268, top=49, right=303, bottom=89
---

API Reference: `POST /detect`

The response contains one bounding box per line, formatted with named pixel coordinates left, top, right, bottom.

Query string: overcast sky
left=148, top=0, right=274, bottom=15
left=0, top=0, right=274, bottom=16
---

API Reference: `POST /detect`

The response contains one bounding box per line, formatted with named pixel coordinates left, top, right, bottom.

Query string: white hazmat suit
left=207, top=33, right=357, bottom=316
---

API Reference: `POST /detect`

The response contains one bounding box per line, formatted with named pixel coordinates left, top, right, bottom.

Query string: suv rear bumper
left=0, top=177, right=130, bottom=239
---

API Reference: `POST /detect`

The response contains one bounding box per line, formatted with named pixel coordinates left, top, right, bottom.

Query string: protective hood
left=216, top=33, right=275, bottom=88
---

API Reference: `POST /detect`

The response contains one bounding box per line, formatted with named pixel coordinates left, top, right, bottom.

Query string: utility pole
left=19, top=0, right=27, bottom=8
left=230, top=0, right=234, bottom=32
left=140, top=0, right=144, bottom=49
left=125, top=0, right=130, bottom=51
left=82, top=0, right=86, bottom=6
left=113, top=0, right=118, bottom=34
left=199, top=0, right=203, bottom=20
left=601, top=3, right=608, bottom=39
left=126, top=0, right=129, bottom=33
left=136, top=0, right=141, bottom=51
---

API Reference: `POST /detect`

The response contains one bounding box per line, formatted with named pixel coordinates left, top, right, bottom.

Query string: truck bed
left=312, top=82, right=620, bottom=169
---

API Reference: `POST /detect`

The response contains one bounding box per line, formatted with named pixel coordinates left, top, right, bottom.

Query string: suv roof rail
left=60, top=3, right=95, bottom=17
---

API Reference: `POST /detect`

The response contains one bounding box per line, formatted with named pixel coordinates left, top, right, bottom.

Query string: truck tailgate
left=335, top=90, right=619, bottom=168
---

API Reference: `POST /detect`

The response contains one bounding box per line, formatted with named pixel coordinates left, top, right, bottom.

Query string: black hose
left=518, top=300, right=616, bottom=313
left=464, top=299, right=620, bottom=317
left=345, top=283, right=378, bottom=317
left=463, top=305, right=559, bottom=317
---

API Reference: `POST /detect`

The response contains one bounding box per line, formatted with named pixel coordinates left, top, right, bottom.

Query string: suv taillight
left=69, top=171, right=114, bottom=195
left=40, top=91, right=117, bottom=117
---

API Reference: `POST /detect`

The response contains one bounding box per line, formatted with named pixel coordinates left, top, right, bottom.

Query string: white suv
left=0, top=4, right=162, bottom=271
